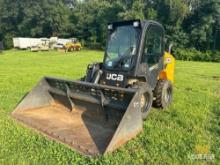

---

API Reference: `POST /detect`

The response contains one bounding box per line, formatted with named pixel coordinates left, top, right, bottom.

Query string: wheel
left=70, top=47, right=74, bottom=51
left=140, top=87, right=153, bottom=120
left=65, top=47, right=69, bottom=52
left=153, top=80, right=173, bottom=109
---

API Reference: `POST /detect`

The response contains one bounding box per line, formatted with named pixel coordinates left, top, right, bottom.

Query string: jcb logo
left=106, top=73, right=124, bottom=81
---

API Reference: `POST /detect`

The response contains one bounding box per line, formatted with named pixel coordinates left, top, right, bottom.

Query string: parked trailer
left=13, top=38, right=43, bottom=49
left=18, top=38, right=31, bottom=49
left=13, top=37, right=78, bottom=50
left=29, top=38, right=41, bottom=48
left=13, top=38, right=20, bottom=48
left=57, top=39, right=72, bottom=45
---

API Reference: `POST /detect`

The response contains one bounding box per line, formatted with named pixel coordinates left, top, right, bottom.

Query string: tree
left=118, top=0, right=145, bottom=20
left=0, top=0, right=70, bottom=48
left=0, top=0, right=219, bottom=52
left=69, top=0, right=124, bottom=48
left=184, top=0, right=220, bottom=50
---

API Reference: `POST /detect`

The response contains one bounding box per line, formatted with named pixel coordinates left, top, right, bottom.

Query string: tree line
left=0, top=0, right=219, bottom=60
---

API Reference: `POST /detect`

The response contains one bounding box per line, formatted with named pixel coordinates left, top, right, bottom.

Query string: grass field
left=0, top=50, right=219, bottom=164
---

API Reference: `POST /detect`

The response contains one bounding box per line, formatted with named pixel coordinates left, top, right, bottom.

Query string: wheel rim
left=140, top=93, right=149, bottom=113
left=163, top=86, right=172, bottom=103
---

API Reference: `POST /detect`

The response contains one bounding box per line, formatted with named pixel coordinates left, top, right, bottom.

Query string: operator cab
left=100, top=20, right=165, bottom=88
left=104, top=21, right=141, bottom=71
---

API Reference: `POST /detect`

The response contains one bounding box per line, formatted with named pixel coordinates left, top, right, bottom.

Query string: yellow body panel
left=159, top=52, right=175, bottom=83
left=65, top=42, right=82, bottom=50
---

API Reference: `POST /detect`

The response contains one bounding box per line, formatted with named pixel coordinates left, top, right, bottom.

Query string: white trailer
left=13, top=38, right=20, bottom=48
left=13, top=37, right=74, bottom=50
left=29, top=38, right=41, bottom=47
left=18, top=38, right=31, bottom=49
left=13, top=38, right=44, bottom=49
left=57, top=38, right=72, bottom=45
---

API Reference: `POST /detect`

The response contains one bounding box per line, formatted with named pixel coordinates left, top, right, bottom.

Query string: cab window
left=141, top=25, right=163, bottom=66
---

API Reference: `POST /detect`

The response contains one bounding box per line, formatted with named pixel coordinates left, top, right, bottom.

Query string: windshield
left=104, top=25, right=140, bottom=70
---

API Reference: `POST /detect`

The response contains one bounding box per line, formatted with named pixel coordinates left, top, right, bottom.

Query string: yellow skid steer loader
left=12, top=20, right=175, bottom=156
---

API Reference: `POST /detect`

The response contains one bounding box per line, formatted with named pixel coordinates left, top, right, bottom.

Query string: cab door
left=141, top=24, right=164, bottom=88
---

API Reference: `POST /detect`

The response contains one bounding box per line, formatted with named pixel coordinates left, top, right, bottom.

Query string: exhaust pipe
left=168, top=43, right=173, bottom=54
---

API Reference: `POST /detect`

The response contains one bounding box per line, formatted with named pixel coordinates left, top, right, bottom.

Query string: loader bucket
left=12, top=77, right=143, bottom=156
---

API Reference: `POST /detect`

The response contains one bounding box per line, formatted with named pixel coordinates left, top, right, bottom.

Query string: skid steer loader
left=12, top=20, right=175, bottom=156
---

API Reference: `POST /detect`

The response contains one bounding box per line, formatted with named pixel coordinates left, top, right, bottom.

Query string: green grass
left=0, top=50, right=219, bottom=164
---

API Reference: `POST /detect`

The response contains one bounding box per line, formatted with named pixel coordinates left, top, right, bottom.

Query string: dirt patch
left=192, top=74, right=220, bottom=81
left=185, top=87, right=193, bottom=91
left=212, top=76, right=220, bottom=80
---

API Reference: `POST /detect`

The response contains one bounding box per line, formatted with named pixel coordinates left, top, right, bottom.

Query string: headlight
left=108, top=24, right=113, bottom=30
left=133, top=21, right=139, bottom=27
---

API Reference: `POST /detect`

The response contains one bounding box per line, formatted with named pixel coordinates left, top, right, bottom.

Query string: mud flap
left=12, top=77, right=143, bottom=156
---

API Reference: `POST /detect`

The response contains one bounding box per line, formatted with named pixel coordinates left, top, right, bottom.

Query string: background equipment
left=12, top=20, right=175, bottom=156
left=64, top=38, right=82, bottom=52
left=30, top=38, right=50, bottom=52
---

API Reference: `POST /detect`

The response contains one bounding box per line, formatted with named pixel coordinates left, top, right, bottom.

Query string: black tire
left=153, top=80, right=173, bottom=109
left=70, top=47, right=74, bottom=51
left=140, top=87, right=153, bottom=120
